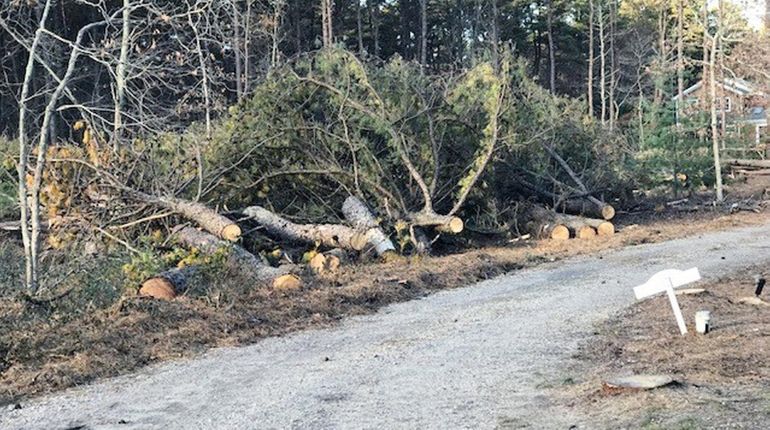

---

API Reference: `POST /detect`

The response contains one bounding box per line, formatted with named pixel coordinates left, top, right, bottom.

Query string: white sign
left=633, top=268, right=701, bottom=335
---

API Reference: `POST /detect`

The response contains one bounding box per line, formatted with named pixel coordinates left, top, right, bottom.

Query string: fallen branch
left=242, top=205, right=367, bottom=251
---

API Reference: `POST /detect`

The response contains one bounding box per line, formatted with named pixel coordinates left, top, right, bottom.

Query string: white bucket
left=695, top=310, right=711, bottom=334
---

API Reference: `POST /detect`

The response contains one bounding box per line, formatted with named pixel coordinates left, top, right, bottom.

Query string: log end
left=435, top=217, right=464, bottom=234
left=597, top=222, right=615, bottom=237
left=309, top=253, right=327, bottom=275
left=601, top=205, right=616, bottom=221
left=139, top=278, right=177, bottom=300
left=272, top=274, right=303, bottom=291
left=551, top=225, right=570, bottom=241
left=221, top=224, right=242, bottom=242
left=577, top=226, right=597, bottom=239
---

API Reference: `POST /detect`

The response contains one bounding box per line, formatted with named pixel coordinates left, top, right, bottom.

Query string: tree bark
left=113, top=0, right=130, bottom=145
left=587, top=0, right=594, bottom=116
left=341, top=196, right=396, bottom=256
left=17, top=0, right=54, bottom=291
left=242, top=205, right=368, bottom=251
left=547, top=0, right=556, bottom=93
left=598, top=2, right=607, bottom=125
left=419, top=0, right=427, bottom=67
left=149, top=196, right=241, bottom=241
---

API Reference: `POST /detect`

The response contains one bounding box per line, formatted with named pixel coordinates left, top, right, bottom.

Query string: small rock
left=603, top=374, right=674, bottom=391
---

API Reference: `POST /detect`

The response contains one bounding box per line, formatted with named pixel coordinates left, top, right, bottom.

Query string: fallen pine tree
left=139, top=226, right=301, bottom=299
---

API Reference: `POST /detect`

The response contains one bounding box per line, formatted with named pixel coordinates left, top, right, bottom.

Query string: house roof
left=672, top=78, right=763, bottom=100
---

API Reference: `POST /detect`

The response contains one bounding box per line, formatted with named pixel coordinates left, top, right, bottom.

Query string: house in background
left=673, top=78, right=768, bottom=148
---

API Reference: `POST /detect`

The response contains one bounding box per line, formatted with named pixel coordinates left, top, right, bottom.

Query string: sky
left=725, top=0, right=767, bottom=30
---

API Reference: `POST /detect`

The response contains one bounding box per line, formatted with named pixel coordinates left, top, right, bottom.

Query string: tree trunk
left=547, top=0, right=556, bottom=93
left=321, top=0, right=334, bottom=48
left=150, top=196, right=241, bottom=241
left=356, top=0, right=364, bottom=56
left=555, top=198, right=615, bottom=221
left=419, top=0, right=427, bottom=67
left=17, top=0, right=54, bottom=291
left=709, top=32, right=724, bottom=202
left=588, top=0, right=594, bottom=116
left=341, top=196, right=396, bottom=256
left=113, top=0, right=130, bottom=145
left=242, top=205, right=368, bottom=251
left=598, top=2, right=607, bottom=125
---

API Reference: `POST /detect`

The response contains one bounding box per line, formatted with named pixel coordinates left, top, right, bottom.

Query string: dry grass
left=560, top=269, right=770, bottom=429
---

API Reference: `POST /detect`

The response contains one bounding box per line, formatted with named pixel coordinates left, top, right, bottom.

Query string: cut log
left=173, top=227, right=293, bottom=283
left=725, top=159, right=770, bottom=169
left=273, top=274, right=302, bottom=290
left=556, top=199, right=616, bottom=221
left=525, top=220, right=569, bottom=240
left=139, top=266, right=196, bottom=300
left=341, top=196, right=397, bottom=256
left=149, top=196, right=240, bottom=241
left=526, top=206, right=614, bottom=240
left=576, top=226, right=597, bottom=239
left=243, top=205, right=366, bottom=251
left=408, top=209, right=464, bottom=233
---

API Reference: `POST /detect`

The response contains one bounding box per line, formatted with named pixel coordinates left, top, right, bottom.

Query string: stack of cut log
left=525, top=199, right=615, bottom=241
left=726, top=159, right=770, bottom=177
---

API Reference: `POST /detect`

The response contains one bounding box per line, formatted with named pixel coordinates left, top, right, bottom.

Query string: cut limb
left=173, top=227, right=295, bottom=283
left=341, top=196, right=397, bottom=256
left=556, top=198, right=615, bottom=221
left=407, top=210, right=464, bottom=233
left=144, top=195, right=240, bottom=242
left=242, top=205, right=367, bottom=251
left=139, top=266, right=195, bottom=300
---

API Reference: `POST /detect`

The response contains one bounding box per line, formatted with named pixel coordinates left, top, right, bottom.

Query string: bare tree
left=587, top=0, right=594, bottom=116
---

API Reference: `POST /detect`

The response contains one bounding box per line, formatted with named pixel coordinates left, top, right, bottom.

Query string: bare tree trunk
left=270, top=0, right=284, bottom=71
left=28, top=16, right=110, bottom=292
left=676, top=0, right=684, bottom=124
left=321, top=0, right=334, bottom=48
left=357, top=0, right=364, bottom=56
left=189, top=12, right=212, bottom=139
left=491, top=0, right=500, bottom=71
left=608, top=0, right=616, bottom=131
left=598, top=2, right=607, bottom=126
left=369, top=1, right=380, bottom=57
left=17, top=0, right=54, bottom=291
left=244, top=0, right=252, bottom=93
left=113, top=0, right=130, bottom=146
left=547, top=0, right=556, bottom=93
left=232, top=1, right=243, bottom=99
left=588, top=0, right=594, bottom=116
left=710, top=33, right=724, bottom=202
left=419, top=0, right=427, bottom=68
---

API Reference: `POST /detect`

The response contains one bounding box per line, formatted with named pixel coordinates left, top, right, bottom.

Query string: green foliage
left=121, top=231, right=230, bottom=293
left=632, top=102, right=713, bottom=193
left=0, top=137, right=17, bottom=221
left=204, top=48, right=510, bottom=222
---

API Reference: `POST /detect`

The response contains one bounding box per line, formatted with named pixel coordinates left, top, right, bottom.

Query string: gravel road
left=3, top=223, right=769, bottom=430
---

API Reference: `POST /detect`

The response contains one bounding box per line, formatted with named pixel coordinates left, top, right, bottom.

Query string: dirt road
left=3, top=223, right=769, bottom=429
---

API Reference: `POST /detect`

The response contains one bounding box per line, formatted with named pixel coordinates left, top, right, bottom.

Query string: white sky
left=719, top=0, right=766, bottom=30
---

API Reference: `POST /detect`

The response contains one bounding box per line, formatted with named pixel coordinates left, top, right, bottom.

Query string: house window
left=723, top=97, right=732, bottom=112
